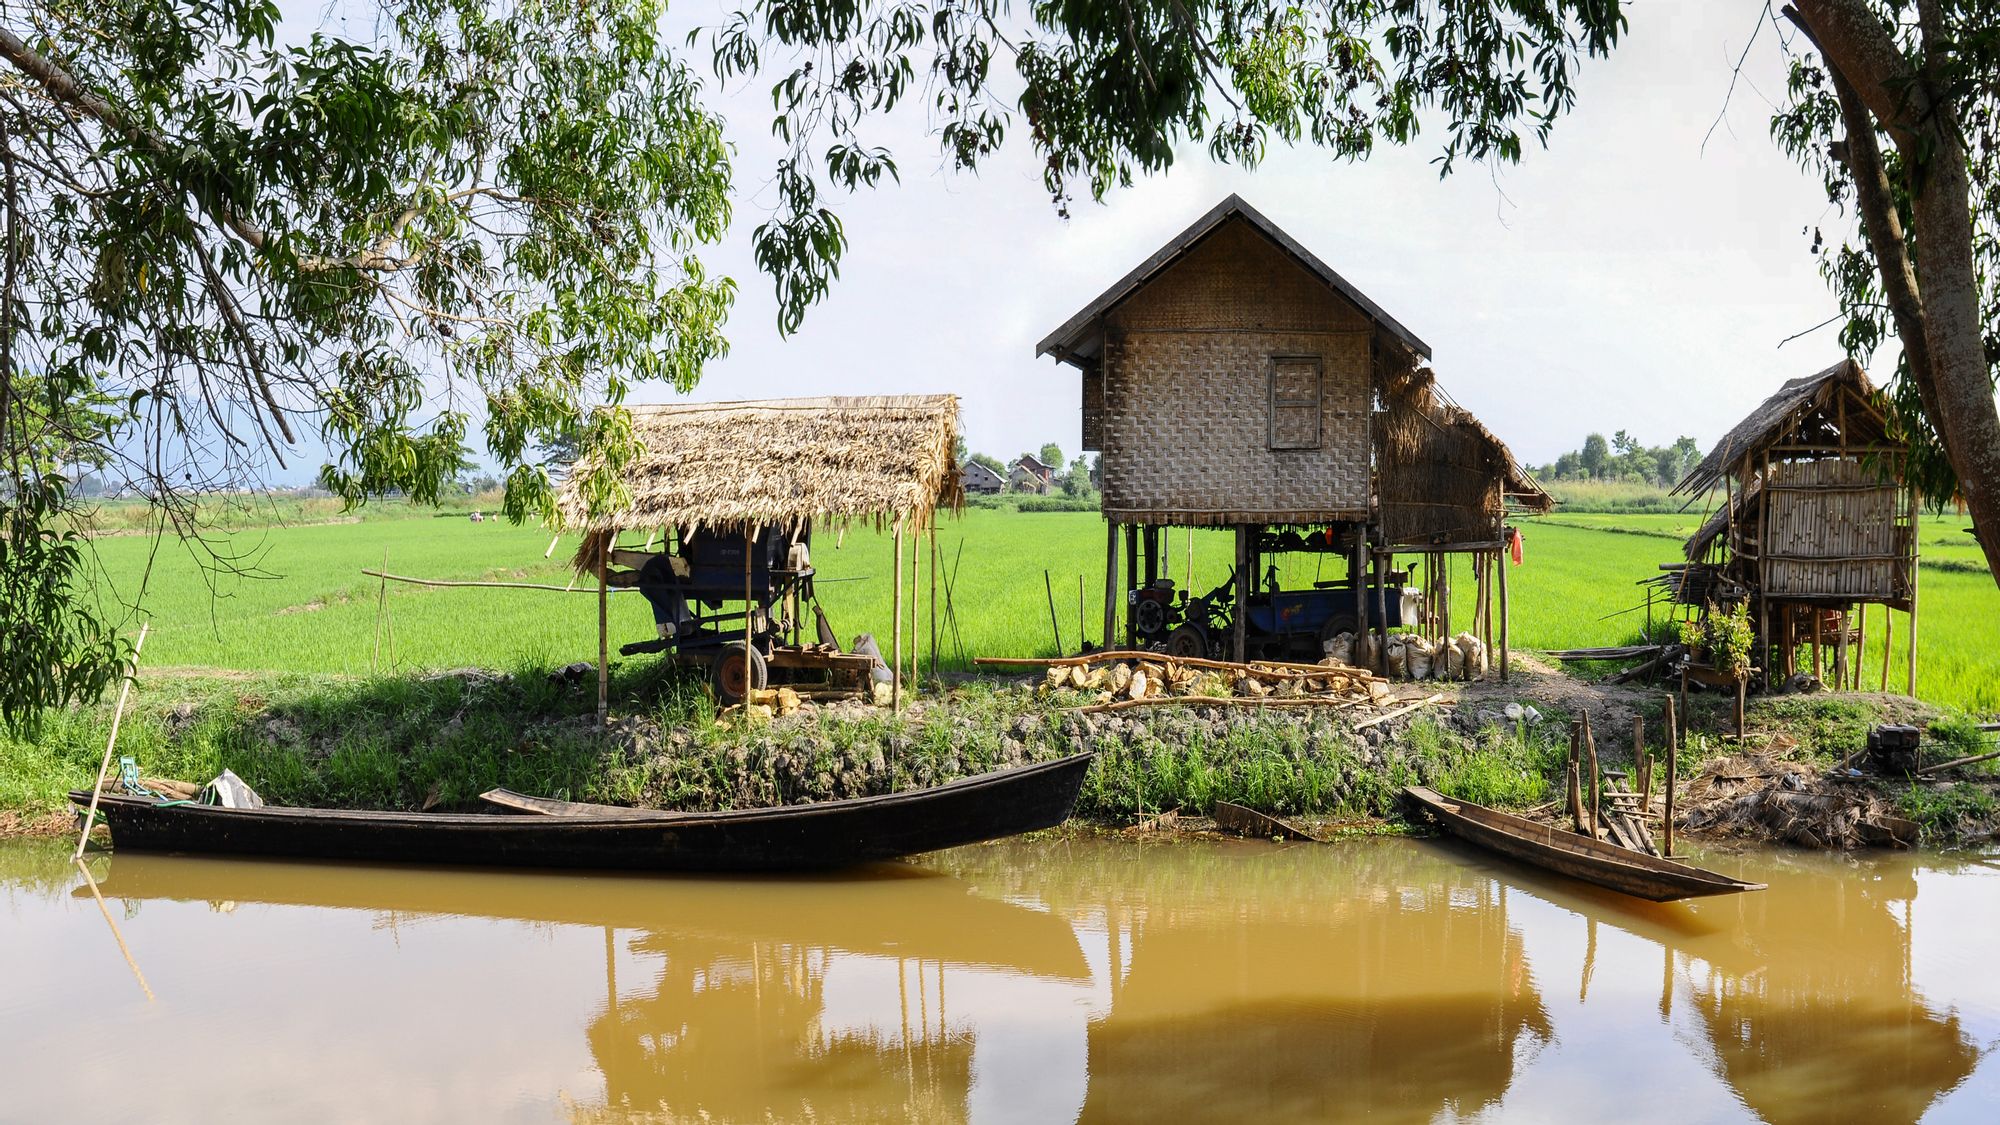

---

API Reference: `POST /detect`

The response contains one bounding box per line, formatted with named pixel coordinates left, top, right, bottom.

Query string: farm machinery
left=608, top=525, right=883, bottom=704
left=1127, top=526, right=1422, bottom=662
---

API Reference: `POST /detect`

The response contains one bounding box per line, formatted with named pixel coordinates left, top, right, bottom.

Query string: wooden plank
left=1214, top=800, right=1324, bottom=843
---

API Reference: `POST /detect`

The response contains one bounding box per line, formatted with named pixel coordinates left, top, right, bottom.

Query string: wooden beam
left=1103, top=521, right=1120, bottom=652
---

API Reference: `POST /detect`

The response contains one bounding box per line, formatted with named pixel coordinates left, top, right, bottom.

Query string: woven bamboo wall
left=1762, top=458, right=1905, bottom=598
left=1098, top=220, right=1373, bottom=525
left=1081, top=365, right=1104, bottom=451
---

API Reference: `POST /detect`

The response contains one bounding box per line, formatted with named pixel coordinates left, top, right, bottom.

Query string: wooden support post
left=1497, top=537, right=1511, bottom=682
left=1233, top=525, right=1250, bottom=664
left=1351, top=530, right=1367, bottom=644
left=1664, top=695, right=1679, bottom=858
left=1907, top=487, right=1920, bottom=696
left=1567, top=721, right=1584, bottom=833
left=1583, top=711, right=1600, bottom=841
left=910, top=524, right=921, bottom=689
left=1125, top=524, right=1140, bottom=650
left=1881, top=603, right=1893, bottom=692
left=1735, top=674, right=1747, bottom=740
left=1103, top=521, right=1120, bottom=652
left=1812, top=609, right=1823, bottom=682
left=599, top=545, right=612, bottom=727
left=892, top=522, right=904, bottom=713
left=1439, top=552, right=1451, bottom=646
left=1373, top=548, right=1391, bottom=675
left=1637, top=717, right=1653, bottom=814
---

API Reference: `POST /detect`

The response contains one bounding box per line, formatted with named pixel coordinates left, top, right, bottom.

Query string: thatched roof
left=1674, top=359, right=1882, bottom=497
left=1376, top=365, right=1552, bottom=546
left=554, top=395, right=961, bottom=535
left=1036, top=194, right=1431, bottom=367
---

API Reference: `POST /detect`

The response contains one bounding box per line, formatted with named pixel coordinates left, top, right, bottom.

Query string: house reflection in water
left=1669, top=855, right=1982, bottom=1125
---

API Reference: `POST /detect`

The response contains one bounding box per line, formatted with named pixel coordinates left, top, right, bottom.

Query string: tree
left=1038, top=443, right=1064, bottom=470
left=1771, top=0, right=2000, bottom=581
left=953, top=432, right=968, bottom=464
left=707, top=0, right=2000, bottom=581
left=1, top=0, right=749, bottom=723
left=1580, top=434, right=1610, bottom=479
left=1060, top=455, right=1092, bottom=497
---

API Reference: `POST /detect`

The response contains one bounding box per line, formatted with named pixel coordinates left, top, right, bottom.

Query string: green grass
left=53, top=505, right=2000, bottom=713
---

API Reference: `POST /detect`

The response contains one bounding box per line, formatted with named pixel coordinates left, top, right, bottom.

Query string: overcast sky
left=298, top=1, right=1879, bottom=477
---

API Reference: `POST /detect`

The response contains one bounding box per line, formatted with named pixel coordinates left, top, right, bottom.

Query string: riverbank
left=7, top=658, right=1996, bottom=848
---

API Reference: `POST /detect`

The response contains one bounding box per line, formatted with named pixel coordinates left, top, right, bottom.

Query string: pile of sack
left=1324, top=631, right=1489, bottom=681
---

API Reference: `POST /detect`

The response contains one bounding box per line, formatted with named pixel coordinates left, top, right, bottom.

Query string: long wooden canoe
left=69, top=753, right=1092, bottom=873
left=1402, top=785, right=1765, bottom=902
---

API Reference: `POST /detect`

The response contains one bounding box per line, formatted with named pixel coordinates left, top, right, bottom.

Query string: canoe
left=68, top=753, right=1093, bottom=873
left=1401, top=785, right=1765, bottom=902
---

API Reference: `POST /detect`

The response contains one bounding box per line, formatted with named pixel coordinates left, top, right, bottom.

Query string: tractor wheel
left=1165, top=623, right=1208, bottom=660
left=1320, top=613, right=1359, bottom=647
left=711, top=642, right=768, bottom=706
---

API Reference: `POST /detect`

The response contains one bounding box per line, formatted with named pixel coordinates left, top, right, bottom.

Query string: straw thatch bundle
left=554, top=395, right=962, bottom=539
left=1375, top=366, right=1550, bottom=546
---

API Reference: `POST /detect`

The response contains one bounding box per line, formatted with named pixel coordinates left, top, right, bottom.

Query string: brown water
left=3, top=836, right=1997, bottom=1123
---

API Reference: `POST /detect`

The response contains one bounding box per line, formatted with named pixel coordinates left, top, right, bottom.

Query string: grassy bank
left=9, top=659, right=1990, bottom=846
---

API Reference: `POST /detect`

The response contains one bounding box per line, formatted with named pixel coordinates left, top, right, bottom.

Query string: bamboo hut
left=554, top=395, right=962, bottom=717
left=1666, top=360, right=1916, bottom=692
left=1037, top=194, right=1546, bottom=677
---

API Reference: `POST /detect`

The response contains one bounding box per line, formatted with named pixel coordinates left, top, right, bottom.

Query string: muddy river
left=3, top=835, right=1997, bottom=1122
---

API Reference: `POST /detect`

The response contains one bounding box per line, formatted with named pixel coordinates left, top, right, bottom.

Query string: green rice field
left=72, top=506, right=2000, bottom=713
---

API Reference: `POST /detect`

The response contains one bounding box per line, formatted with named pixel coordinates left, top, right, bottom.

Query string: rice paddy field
left=72, top=505, right=2000, bottom=713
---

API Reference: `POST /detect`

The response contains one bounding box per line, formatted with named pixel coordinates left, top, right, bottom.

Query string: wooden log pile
left=975, top=649, right=1424, bottom=720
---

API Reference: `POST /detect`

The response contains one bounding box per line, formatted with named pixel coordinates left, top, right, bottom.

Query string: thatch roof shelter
left=1662, top=358, right=1916, bottom=694
left=555, top=395, right=962, bottom=535
left=1377, top=366, right=1551, bottom=547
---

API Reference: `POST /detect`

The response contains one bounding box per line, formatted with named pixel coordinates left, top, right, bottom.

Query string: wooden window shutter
left=1268, top=357, right=1322, bottom=450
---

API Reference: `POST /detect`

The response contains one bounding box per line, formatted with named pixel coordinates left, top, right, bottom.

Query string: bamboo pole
left=75, top=858, right=154, bottom=1000
left=362, top=569, right=638, bottom=593
left=911, top=522, right=922, bottom=688
left=892, top=522, right=904, bottom=712
left=1233, top=526, right=1249, bottom=664
left=1497, top=537, right=1511, bottom=682
left=74, top=622, right=150, bottom=861
left=1043, top=569, right=1065, bottom=654
left=373, top=548, right=390, bottom=673
left=1567, top=720, right=1584, bottom=833
left=929, top=518, right=939, bottom=680
left=742, top=529, right=754, bottom=700
left=1373, top=548, right=1390, bottom=675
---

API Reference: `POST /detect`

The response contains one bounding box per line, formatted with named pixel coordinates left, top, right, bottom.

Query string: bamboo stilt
left=598, top=546, right=611, bottom=727
left=892, top=523, right=904, bottom=712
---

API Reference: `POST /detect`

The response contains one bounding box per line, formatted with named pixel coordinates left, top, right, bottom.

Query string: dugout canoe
left=68, top=753, right=1093, bottom=873
left=1401, top=785, right=1765, bottom=902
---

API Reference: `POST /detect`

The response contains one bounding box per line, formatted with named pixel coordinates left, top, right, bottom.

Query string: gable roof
left=1012, top=453, right=1054, bottom=475
left=960, top=459, right=1005, bottom=483
left=1035, top=194, right=1431, bottom=367
left=554, top=395, right=960, bottom=535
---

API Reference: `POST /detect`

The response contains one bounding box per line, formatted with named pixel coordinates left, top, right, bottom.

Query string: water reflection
left=1670, top=854, right=1985, bottom=1124
left=932, top=841, right=1552, bottom=1123
left=2, top=837, right=1995, bottom=1122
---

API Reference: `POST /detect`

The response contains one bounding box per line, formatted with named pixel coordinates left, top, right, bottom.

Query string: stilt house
left=1036, top=195, right=1549, bottom=673
left=1667, top=360, right=1917, bottom=692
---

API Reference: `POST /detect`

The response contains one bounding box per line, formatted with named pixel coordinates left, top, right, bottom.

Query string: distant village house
left=960, top=459, right=1005, bottom=495
left=1009, top=454, right=1056, bottom=494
